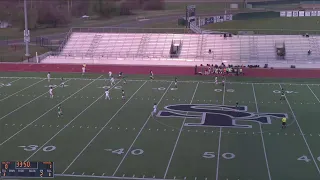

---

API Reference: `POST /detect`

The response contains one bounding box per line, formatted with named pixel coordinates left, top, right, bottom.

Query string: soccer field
left=1, top=72, right=320, bottom=180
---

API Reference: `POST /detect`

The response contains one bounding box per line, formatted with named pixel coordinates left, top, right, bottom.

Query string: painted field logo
left=157, top=104, right=288, bottom=128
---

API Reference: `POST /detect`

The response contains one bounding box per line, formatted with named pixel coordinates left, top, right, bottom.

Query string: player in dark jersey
left=122, top=89, right=125, bottom=100
left=58, top=104, right=63, bottom=117
left=60, top=77, right=65, bottom=88
left=280, top=88, right=285, bottom=100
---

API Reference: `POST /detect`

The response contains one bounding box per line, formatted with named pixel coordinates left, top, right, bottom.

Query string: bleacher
left=42, top=32, right=320, bottom=68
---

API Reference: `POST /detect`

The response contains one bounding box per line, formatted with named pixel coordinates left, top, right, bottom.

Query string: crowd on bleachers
left=195, top=63, right=245, bottom=76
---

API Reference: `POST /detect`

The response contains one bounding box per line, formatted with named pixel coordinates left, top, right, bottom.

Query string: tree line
left=0, top=0, right=165, bottom=29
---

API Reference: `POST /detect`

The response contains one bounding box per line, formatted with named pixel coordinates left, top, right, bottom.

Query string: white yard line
left=0, top=79, right=45, bottom=102
left=62, top=81, right=148, bottom=174
left=252, top=83, right=272, bottom=180
left=215, top=83, right=225, bottom=180
left=24, top=79, right=123, bottom=161
left=279, top=84, right=320, bottom=175
left=0, top=76, right=103, bottom=147
left=163, top=82, right=199, bottom=179
left=113, top=82, right=174, bottom=177
left=0, top=79, right=71, bottom=122
left=307, top=85, right=320, bottom=102
left=55, top=173, right=175, bottom=180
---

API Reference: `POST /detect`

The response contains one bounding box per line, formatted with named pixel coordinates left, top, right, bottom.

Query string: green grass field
left=1, top=72, right=320, bottom=180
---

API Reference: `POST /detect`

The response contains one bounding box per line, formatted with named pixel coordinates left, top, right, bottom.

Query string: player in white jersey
left=105, top=89, right=110, bottom=100
left=82, top=66, right=86, bottom=76
left=151, top=103, right=157, bottom=117
left=109, top=71, right=112, bottom=78
left=110, top=77, right=115, bottom=86
left=49, top=87, right=53, bottom=98
left=47, top=72, right=51, bottom=82
left=214, top=76, right=218, bottom=84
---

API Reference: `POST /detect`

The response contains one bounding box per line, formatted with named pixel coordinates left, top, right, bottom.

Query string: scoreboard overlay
left=1, top=161, right=54, bottom=178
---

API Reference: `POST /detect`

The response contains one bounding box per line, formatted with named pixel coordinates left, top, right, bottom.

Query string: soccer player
left=82, top=65, right=86, bottom=76
left=174, top=77, right=178, bottom=88
left=121, top=89, right=125, bottom=100
left=235, top=102, right=239, bottom=110
left=280, top=88, right=285, bottom=100
left=281, top=117, right=287, bottom=129
left=47, top=72, right=51, bottom=82
left=151, top=103, right=157, bottom=117
left=123, top=76, right=127, bottom=84
left=109, top=71, right=112, bottom=78
left=110, top=76, right=115, bottom=86
left=150, top=70, right=154, bottom=80
left=58, top=104, right=63, bottom=117
left=49, top=87, right=53, bottom=98
left=105, top=89, right=110, bottom=100
left=214, top=76, right=218, bottom=85
left=119, top=72, right=123, bottom=78
left=222, top=78, right=225, bottom=86
left=60, top=77, right=65, bottom=88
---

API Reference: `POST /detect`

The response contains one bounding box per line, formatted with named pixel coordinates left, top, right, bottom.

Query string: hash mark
left=12, top=124, right=15, bottom=126
left=57, top=125, right=59, bottom=127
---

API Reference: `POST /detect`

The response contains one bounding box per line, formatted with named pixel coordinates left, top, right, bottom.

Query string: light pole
left=24, top=0, right=30, bottom=57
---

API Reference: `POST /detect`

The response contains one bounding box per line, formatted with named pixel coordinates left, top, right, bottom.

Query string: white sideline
left=0, top=79, right=71, bottom=122
left=62, top=81, right=147, bottom=174
left=113, top=82, right=173, bottom=177
left=0, top=79, right=45, bottom=102
left=279, top=84, right=320, bottom=175
left=55, top=173, right=175, bottom=180
left=1, top=76, right=320, bottom=86
left=24, top=79, right=123, bottom=161
left=252, top=83, right=272, bottom=180
left=163, top=82, right=199, bottom=179
left=0, top=76, right=102, bottom=147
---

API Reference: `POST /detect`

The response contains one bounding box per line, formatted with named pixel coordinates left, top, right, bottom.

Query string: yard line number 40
left=298, top=155, right=320, bottom=163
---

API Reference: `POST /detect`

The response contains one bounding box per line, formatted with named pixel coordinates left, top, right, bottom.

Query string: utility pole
left=24, top=0, right=30, bottom=57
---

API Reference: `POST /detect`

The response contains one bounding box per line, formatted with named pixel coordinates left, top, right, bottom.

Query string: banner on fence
left=280, top=10, right=320, bottom=17
left=200, top=14, right=233, bottom=26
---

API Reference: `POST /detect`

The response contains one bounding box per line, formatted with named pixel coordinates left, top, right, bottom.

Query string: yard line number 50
left=203, top=152, right=235, bottom=160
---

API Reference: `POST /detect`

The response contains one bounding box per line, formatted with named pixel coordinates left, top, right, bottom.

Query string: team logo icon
left=157, top=104, right=288, bottom=128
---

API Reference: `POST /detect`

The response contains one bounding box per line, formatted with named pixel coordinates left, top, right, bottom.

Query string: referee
left=282, top=117, right=287, bottom=129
